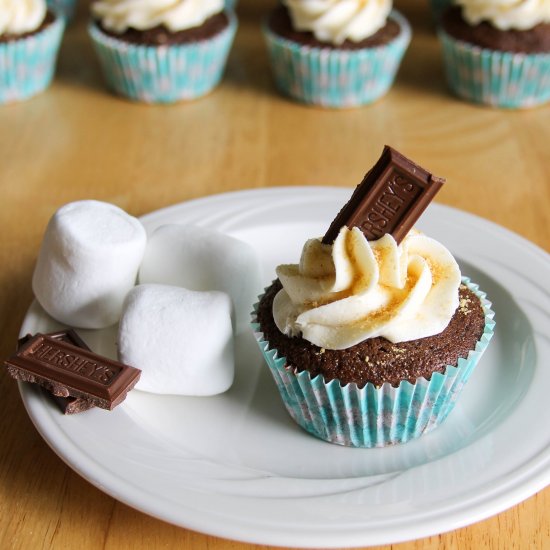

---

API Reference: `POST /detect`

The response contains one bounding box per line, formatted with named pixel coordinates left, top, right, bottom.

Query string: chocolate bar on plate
left=8, top=331, right=141, bottom=411
left=17, top=330, right=95, bottom=414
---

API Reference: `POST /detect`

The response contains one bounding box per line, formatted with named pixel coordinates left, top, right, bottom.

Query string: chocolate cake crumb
left=96, top=12, right=229, bottom=46
left=257, top=280, right=486, bottom=388
left=268, top=5, right=401, bottom=50
left=442, top=6, right=550, bottom=54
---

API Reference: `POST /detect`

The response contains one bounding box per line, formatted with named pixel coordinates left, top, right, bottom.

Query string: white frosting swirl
left=0, top=0, right=47, bottom=35
left=92, top=0, right=224, bottom=33
left=283, top=0, right=392, bottom=45
left=456, top=0, right=550, bottom=31
left=273, top=227, right=461, bottom=350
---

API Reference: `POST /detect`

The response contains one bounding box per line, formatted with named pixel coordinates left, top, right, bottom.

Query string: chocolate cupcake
left=252, top=147, right=495, bottom=447
left=438, top=2, right=550, bottom=108
left=0, top=1, right=65, bottom=104
left=263, top=1, right=411, bottom=108
left=89, top=0, right=237, bottom=103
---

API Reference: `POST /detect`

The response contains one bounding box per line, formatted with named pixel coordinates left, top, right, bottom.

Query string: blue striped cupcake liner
left=262, top=10, right=411, bottom=108
left=439, top=28, right=550, bottom=108
left=47, top=0, right=78, bottom=20
left=88, top=12, right=237, bottom=103
left=0, top=17, right=65, bottom=104
left=252, top=277, right=495, bottom=448
left=225, top=0, right=238, bottom=9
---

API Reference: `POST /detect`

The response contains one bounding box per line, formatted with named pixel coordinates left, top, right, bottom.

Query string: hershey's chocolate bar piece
left=7, top=334, right=140, bottom=410
left=323, top=146, right=445, bottom=245
left=51, top=393, right=95, bottom=414
left=17, top=330, right=95, bottom=414
left=49, top=329, right=92, bottom=350
left=18, top=329, right=91, bottom=353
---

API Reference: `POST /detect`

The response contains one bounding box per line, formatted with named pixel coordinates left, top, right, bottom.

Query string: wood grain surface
left=1, top=1, right=549, bottom=549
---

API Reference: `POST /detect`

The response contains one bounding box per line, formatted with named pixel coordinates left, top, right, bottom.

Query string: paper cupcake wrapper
left=0, top=17, right=65, bottom=104
left=263, top=10, right=411, bottom=108
left=439, top=29, right=550, bottom=108
left=252, top=277, right=495, bottom=448
left=47, top=0, right=78, bottom=20
left=225, top=0, right=238, bottom=9
left=88, top=13, right=237, bottom=103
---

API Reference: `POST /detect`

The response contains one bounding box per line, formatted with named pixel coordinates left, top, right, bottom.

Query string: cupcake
left=89, top=0, right=237, bottom=103
left=252, top=147, right=495, bottom=447
left=47, top=0, right=78, bottom=20
left=0, top=0, right=65, bottom=104
left=263, top=0, right=411, bottom=108
left=438, top=1, right=550, bottom=108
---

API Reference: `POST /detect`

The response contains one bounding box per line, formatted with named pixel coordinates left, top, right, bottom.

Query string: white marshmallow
left=118, top=284, right=234, bottom=396
left=32, top=200, right=147, bottom=329
left=139, top=224, right=261, bottom=332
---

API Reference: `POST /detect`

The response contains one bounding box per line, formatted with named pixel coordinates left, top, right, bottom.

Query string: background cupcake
left=263, top=0, right=411, bottom=108
left=89, top=0, right=237, bottom=103
left=0, top=0, right=65, bottom=104
left=438, top=1, right=550, bottom=108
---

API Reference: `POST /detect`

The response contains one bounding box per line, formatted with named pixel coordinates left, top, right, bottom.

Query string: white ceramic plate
left=19, top=187, right=550, bottom=548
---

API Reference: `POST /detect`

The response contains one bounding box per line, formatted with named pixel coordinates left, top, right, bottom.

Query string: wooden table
left=1, top=1, right=549, bottom=548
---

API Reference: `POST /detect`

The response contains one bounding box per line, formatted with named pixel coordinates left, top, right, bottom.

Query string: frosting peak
left=92, top=0, right=225, bottom=34
left=283, top=0, right=392, bottom=45
left=456, top=0, right=550, bottom=31
left=0, top=0, right=47, bottom=35
left=273, top=227, right=461, bottom=350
